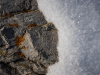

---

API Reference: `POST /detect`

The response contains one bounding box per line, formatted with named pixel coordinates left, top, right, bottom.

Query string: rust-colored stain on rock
left=29, top=9, right=33, bottom=12
left=29, top=24, right=37, bottom=29
left=16, top=35, right=25, bottom=46
left=9, top=14, right=14, bottom=17
left=22, top=46, right=26, bottom=49
left=0, top=9, right=34, bottom=18
left=17, top=52, right=20, bottom=55
left=20, top=53, right=24, bottom=57
left=1, top=14, right=3, bottom=18
left=4, top=45, right=6, bottom=47
left=8, top=24, right=18, bottom=28
left=26, top=66, right=29, bottom=68
left=23, top=8, right=28, bottom=13
left=5, top=13, right=8, bottom=17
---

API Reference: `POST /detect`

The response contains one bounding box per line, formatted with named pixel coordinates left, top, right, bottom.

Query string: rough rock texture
left=0, top=0, right=58, bottom=75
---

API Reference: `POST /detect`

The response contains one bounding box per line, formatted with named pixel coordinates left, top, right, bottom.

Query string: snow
left=37, top=0, right=100, bottom=75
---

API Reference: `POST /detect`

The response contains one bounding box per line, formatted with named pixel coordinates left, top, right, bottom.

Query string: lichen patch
left=16, top=35, right=25, bottom=46
left=22, top=46, right=26, bottom=49
left=8, top=24, right=18, bottom=28
left=1, top=14, right=3, bottom=18
left=29, top=24, right=37, bottom=29
left=9, top=14, right=14, bottom=17
left=20, top=53, right=24, bottom=57
left=29, top=9, right=33, bottom=12
left=5, top=13, right=8, bottom=17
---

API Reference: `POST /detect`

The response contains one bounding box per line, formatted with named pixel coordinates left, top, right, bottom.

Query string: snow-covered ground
left=37, top=0, right=100, bottom=75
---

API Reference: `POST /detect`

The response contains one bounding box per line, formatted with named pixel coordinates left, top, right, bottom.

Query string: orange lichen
left=0, top=9, right=35, bottom=18
left=20, top=53, right=24, bottom=57
left=29, top=9, right=33, bottom=12
left=1, top=14, right=3, bottom=18
left=8, top=24, right=18, bottom=28
left=22, top=46, right=26, bottom=49
left=23, top=8, right=28, bottom=13
left=26, top=66, right=29, bottom=68
left=29, top=24, right=37, bottom=29
left=5, top=13, right=8, bottom=17
left=18, top=12, right=22, bottom=14
left=16, top=35, right=25, bottom=46
left=9, top=14, right=14, bottom=17
left=17, top=52, right=20, bottom=54
left=4, top=45, right=6, bottom=47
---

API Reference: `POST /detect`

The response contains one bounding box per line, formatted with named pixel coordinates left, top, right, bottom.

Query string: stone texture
left=0, top=0, right=58, bottom=75
left=0, top=62, right=21, bottom=75
left=0, top=0, right=38, bottom=15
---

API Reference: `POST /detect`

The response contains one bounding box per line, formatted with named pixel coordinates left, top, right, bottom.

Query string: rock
left=0, top=0, right=58, bottom=75
left=0, top=37, right=4, bottom=47
left=0, top=62, right=21, bottom=75
left=28, top=23, right=58, bottom=67
left=0, top=0, right=38, bottom=16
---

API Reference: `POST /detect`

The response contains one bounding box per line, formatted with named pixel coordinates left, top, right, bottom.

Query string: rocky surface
left=0, top=0, right=58, bottom=75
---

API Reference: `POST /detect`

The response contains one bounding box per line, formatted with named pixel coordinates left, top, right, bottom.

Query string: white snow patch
left=37, top=0, right=100, bottom=75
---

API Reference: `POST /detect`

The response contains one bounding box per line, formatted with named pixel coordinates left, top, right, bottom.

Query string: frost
left=37, top=0, right=100, bottom=75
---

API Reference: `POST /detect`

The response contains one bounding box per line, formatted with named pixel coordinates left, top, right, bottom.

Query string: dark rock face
left=2, top=27, right=15, bottom=39
left=0, top=37, right=4, bottom=47
left=0, top=0, right=38, bottom=15
left=0, top=0, right=58, bottom=75
left=0, top=62, right=21, bottom=75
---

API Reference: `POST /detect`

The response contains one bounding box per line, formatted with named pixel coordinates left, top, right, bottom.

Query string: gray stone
left=0, top=0, right=58, bottom=75
left=28, top=23, right=58, bottom=66
left=0, top=0, right=38, bottom=16
left=0, top=62, right=21, bottom=75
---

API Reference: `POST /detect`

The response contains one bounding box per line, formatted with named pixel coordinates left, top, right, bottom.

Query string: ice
left=37, top=0, right=100, bottom=75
